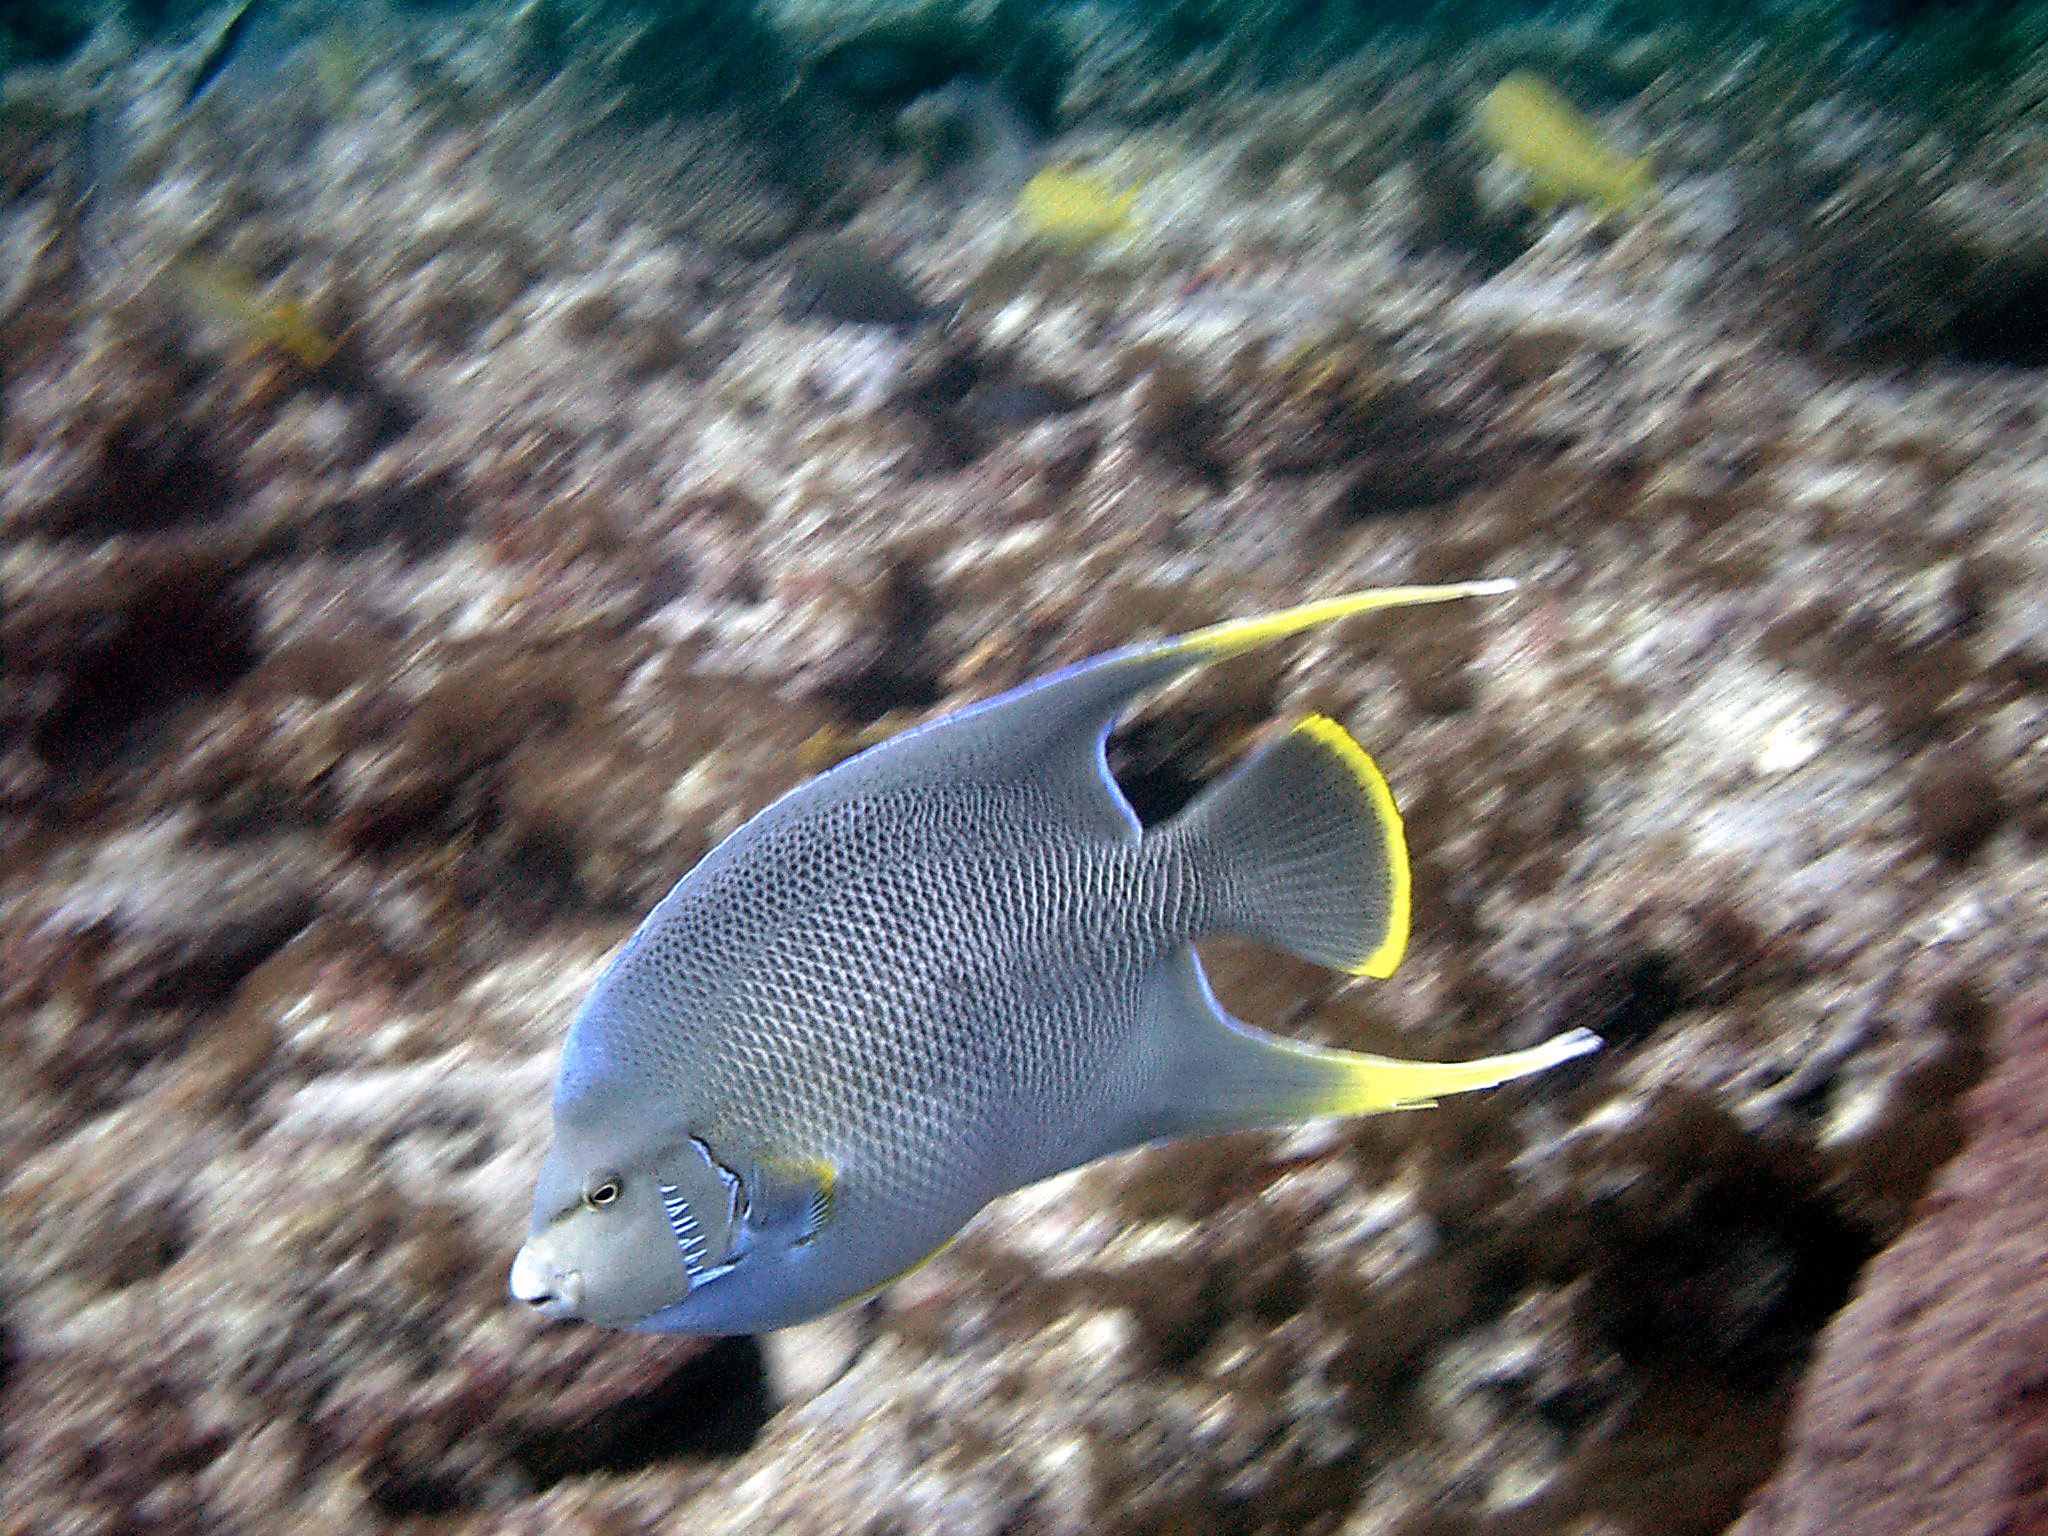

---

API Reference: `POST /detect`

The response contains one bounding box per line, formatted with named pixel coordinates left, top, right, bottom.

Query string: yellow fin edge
left=1307, top=1027, right=1602, bottom=1118
left=1292, top=714, right=1410, bottom=980
left=1177, top=580, right=1516, bottom=663
left=845, top=1230, right=962, bottom=1308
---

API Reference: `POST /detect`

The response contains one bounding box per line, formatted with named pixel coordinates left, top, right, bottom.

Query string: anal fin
left=1115, top=948, right=1599, bottom=1150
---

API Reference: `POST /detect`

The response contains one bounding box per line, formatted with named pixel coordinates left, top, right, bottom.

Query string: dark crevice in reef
left=454, top=810, right=590, bottom=925
left=816, top=556, right=947, bottom=723
left=1133, top=362, right=1234, bottom=493
left=509, top=1336, right=772, bottom=1489
left=1556, top=1089, right=1875, bottom=1400
left=29, top=574, right=263, bottom=775
left=1943, top=254, right=2048, bottom=368
left=92, top=1181, right=196, bottom=1291
left=1481, top=1089, right=1893, bottom=1536
left=58, top=414, right=235, bottom=536
left=1555, top=1092, right=1882, bottom=1536
left=305, top=470, right=472, bottom=558
left=361, top=1463, right=477, bottom=1520
left=123, top=895, right=319, bottom=1013
left=1578, top=950, right=1696, bottom=1052
left=1588, top=1168, right=1871, bottom=1394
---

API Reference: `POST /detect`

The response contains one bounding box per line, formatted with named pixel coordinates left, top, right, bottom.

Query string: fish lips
left=508, top=1243, right=585, bottom=1320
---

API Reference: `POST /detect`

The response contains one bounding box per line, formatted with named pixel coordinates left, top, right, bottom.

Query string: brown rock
left=7, top=14, right=2048, bottom=1534
left=1729, top=990, right=2048, bottom=1536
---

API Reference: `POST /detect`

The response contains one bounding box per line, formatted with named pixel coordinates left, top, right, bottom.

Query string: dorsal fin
left=805, top=581, right=1516, bottom=843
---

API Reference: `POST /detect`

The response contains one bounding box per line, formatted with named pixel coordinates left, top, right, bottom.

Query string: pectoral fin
left=737, top=1153, right=837, bottom=1256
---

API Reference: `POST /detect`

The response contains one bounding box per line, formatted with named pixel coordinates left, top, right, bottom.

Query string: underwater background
left=4, top=0, right=2047, bottom=1532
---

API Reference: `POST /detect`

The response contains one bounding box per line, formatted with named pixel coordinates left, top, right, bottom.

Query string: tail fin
left=1168, top=714, right=1410, bottom=978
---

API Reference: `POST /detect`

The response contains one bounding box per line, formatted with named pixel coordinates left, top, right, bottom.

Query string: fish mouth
left=509, top=1244, right=584, bottom=1320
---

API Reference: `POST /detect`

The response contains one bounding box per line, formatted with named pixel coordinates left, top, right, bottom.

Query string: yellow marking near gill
left=758, top=1152, right=840, bottom=1244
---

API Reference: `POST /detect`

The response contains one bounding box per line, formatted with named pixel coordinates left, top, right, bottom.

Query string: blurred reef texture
left=3, top=0, right=2047, bottom=1532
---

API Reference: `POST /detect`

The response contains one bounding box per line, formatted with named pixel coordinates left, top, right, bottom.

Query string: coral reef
left=1728, top=988, right=2048, bottom=1536
left=2, top=1, right=2046, bottom=1534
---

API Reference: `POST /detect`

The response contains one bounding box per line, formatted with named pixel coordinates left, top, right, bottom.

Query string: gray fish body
left=513, top=586, right=1599, bottom=1335
left=568, top=772, right=1196, bottom=1332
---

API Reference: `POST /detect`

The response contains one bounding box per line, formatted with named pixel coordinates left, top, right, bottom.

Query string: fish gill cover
left=2, top=0, right=2047, bottom=1532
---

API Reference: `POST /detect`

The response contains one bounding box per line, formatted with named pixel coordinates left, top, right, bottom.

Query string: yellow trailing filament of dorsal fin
left=1176, top=579, right=1518, bottom=663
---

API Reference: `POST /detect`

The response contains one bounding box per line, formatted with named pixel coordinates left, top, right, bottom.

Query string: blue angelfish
left=511, top=583, right=1598, bottom=1335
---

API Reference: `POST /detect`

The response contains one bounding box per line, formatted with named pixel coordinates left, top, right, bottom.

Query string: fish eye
left=585, top=1175, right=622, bottom=1208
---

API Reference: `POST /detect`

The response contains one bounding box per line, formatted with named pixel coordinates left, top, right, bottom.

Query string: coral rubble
left=3, top=2, right=2046, bottom=1533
